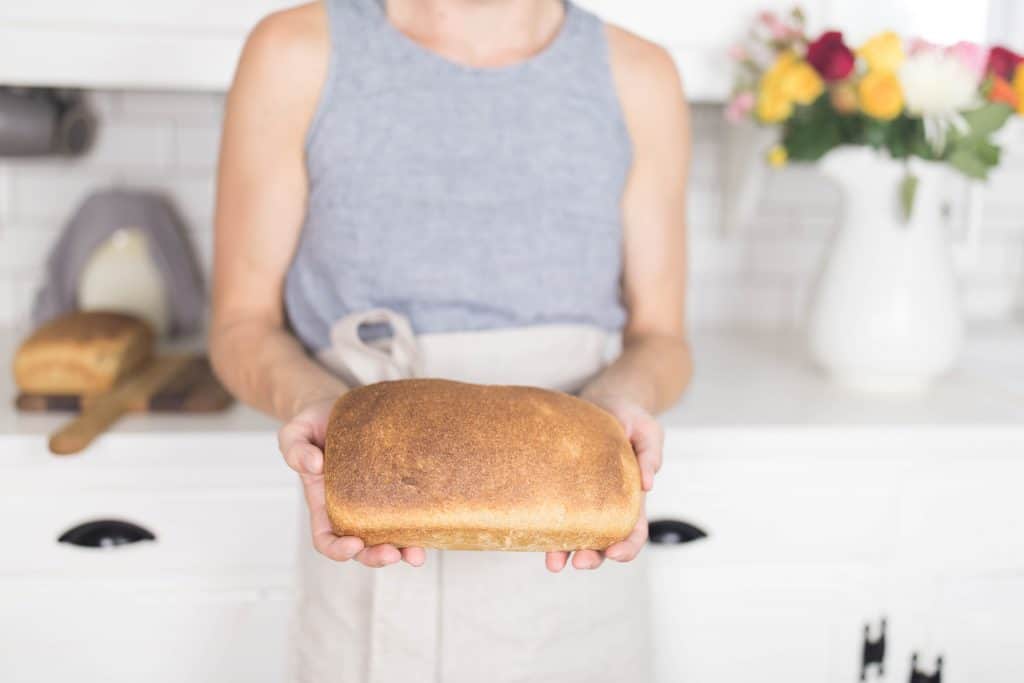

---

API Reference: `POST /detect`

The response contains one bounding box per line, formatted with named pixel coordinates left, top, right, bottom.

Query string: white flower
left=899, top=49, right=981, bottom=151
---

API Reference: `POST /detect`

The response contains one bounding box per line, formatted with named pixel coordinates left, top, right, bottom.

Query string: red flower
left=806, top=31, right=855, bottom=81
left=986, top=46, right=1024, bottom=80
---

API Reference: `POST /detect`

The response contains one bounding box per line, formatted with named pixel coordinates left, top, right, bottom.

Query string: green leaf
left=899, top=172, right=918, bottom=223
left=782, top=95, right=842, bottom=161
left=948, top=146, right=992, bottom=179
left=946, top=134, right=1002, bottom=180
left=885, top=116, right=927, bottom=160
left=961, top=103, right=1014, bottom=138
left=862, top=119, right=888, bottom=149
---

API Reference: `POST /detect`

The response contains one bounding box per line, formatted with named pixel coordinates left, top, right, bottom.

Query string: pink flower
left=757, top=11, right=797, bottom=41
left=725, top=92, right=756, bottom=123
left=948, top=41, right=989, bottom=81
left=907, top=38, right=940, bottom=55
left=909, top=38, right=989, bottom=84
left=728, top=44, right=748, bottom=62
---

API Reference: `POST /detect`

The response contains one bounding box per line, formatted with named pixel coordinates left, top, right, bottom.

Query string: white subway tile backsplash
left=174, top=125, right=222, bottom=170
left=0, top=224, right=59, bottom=273
left=7, top=165, right=119, bottom=222
left=0, top=95, right=1021, bottom=332
left=0, top=274, right=14, bottom=327
left=116, top=91, right=224, bottom=124
left=87, top=121, right=175, bottom=168
left=961, top=282, right=1022, bottom=320
left=7, top=271, right=38, bottom=327
left=688, top=276, right=802, bottom=329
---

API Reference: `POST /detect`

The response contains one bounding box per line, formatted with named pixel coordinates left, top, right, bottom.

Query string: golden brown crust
left=324, top=379, right=642, bottom=551
left=13, top=311, right=155, bottom=395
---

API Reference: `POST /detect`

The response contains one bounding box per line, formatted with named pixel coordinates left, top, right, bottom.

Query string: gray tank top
left=285, top=0, right=632, bottom=351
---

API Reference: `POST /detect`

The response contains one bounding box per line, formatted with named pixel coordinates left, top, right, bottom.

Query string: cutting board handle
left=48, top=355, right=192, bottom=456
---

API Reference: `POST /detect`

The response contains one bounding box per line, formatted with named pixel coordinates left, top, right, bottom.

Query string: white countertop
left=2, top=326, right=1023, bottom=450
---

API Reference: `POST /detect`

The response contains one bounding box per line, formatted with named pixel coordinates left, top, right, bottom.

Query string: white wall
left=0, top=91, right=1021, bottom=331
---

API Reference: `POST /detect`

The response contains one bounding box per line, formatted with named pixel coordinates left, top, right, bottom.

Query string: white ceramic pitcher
left=807, top=147, right=965, bottom=393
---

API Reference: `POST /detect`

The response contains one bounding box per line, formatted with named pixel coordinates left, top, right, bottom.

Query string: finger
left=571, top=549, right=604, bottom=570
left=604, top=515, right=649, bottom=562
left=299, top=469, right=358, bottom=562
left=356, top=544, right=403, bottom=568
left=631, top=417, right=663, bottom=492
left=306, top=484, right=363, bottom=561
left=313, top=533, right=364, bottom=561
left=401, top=546, right=427, bottom=567
left=545, top=551, right=569, bottom=573
left=284, top=442, right=324, bottom=475
left=278, top=418, right=317, bottom=455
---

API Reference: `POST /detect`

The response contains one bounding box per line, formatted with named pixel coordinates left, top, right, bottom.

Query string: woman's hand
left=278, top=397, right=427, bottom=568
left=545, top=395, right=663, bottom=573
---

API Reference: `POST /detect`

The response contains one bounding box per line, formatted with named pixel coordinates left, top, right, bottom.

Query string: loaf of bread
left=13, top=311, right=154, bottom=395
left=324, top=379, right=642, bottom=551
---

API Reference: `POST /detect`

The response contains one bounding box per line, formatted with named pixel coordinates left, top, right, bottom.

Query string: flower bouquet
left=727, top=8, right=1023, bottom=218
left=726, top=9, right=1024, bottom=392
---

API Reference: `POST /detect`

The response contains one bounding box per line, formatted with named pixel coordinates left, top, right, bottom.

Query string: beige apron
left=291, top=309, right=652, bottom=683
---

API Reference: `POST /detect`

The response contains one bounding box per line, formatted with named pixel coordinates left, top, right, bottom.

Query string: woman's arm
left=584, top=26, right=692, bottom=415
left=209, top=4, right=342, bottom=422
left=209, top=5, right=424, bottom=568
left=549, top=27, right=692, bottom=572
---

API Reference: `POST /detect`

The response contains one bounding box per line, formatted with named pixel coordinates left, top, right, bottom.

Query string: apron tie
left=317, top=308, right=423, bottom=386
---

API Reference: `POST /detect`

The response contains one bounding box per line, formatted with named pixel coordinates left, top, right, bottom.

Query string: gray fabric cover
left=32, top=188, right=205, bottom=336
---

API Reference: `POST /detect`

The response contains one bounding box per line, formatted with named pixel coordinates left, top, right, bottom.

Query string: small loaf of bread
left=324, top=379, right=642, bottom=551
left=13, top=311, right=154, bottom=395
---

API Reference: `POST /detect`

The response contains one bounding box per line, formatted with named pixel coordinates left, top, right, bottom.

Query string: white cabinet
left=0, top=0, right=295, bottom=91
left=578, top=0, right=825, bottom=100
left=0, top=576, right=292, bottom=683
left=646, top=434, right=1024, bottom=682
left=0, top=432, right=299, bottom=683
left=928, top=576, right=1024, bottom=681
left=0, top=0, right=820, bottom=98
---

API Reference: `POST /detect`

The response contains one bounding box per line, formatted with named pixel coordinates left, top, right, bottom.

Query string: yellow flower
left=757, top=86, right=794, bottom=123
left=858, top=70, right=904, bottom=120
left=780, top=59, right=825, bottom=105
left=1014, top=64, right=1024, bottom=116
left=756, top=52, right=824, bottom=122
left=858, top=31, right=905, bottom=72
left=767, top=145, right=788, bottom=167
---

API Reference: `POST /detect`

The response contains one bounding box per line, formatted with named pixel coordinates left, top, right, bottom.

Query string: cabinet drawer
left=647, top=455, right=900, bottom=566
left=0, top=486, right=299, bottom=576
left=0, top=575, right=292, bottom=683
left=893, top=456, right=1024, bottom=570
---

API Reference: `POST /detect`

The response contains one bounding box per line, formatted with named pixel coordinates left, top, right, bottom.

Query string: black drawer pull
left=58, top=519, right=156, bottom=548
left=910, top=653, right=943, bottom=683
left=648, top=519, right=708, bottom=545
left=860, top=617, right=886, bottom=680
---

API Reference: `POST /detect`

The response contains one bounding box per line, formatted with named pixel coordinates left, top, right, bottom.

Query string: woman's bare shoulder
left=604, top=24, right=685, bottom=104
left=232, top=2, right=329, bottom=107
left=604, top=24, right=689, bottom=150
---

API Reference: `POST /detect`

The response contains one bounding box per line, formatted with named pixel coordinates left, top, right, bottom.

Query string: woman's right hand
left=278, top=397, right=426, bottom=568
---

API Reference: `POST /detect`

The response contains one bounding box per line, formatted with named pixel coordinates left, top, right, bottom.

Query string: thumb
left=284, top=442, right=324, bottom=476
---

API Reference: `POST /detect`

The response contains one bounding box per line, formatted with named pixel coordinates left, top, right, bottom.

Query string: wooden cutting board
left=16, top=356, right=233, bottom=414
left=47, top=354, right=202, bottom=455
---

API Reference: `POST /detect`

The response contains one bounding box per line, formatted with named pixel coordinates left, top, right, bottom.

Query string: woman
left=210, top=0, right=691, bottom=680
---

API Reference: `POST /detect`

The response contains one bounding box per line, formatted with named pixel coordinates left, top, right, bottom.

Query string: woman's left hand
left=545, top=395, right=663, bottom=572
